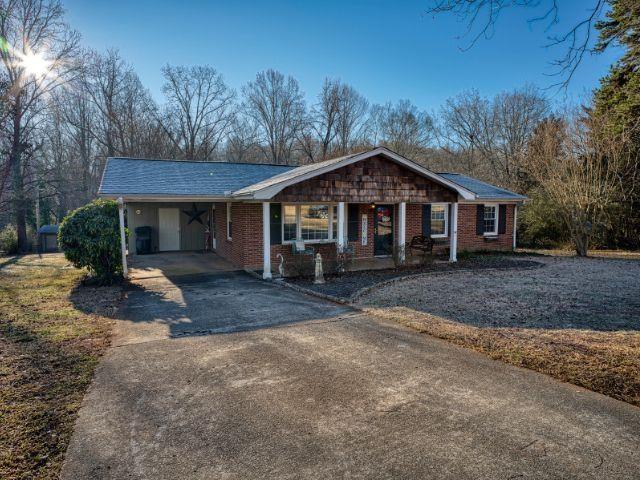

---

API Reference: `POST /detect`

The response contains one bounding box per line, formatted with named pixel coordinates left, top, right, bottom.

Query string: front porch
left=262, top=201, right=458, bottom=279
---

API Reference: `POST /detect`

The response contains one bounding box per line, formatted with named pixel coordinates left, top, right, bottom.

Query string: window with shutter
left=483, top=204, right=498, bottom=236
left=430, top=204, right=448, bottom=237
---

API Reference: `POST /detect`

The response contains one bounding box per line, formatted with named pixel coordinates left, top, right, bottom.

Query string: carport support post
left=262, top=202, right=272, bottom=280
left=397, top=202, right=406, bottom=263
left=337, top=202, right=345, bottom=252
left=117, top=197, right=128, bottom=278
left=449, top=201, right=458, bottom=263
left=513, top=204, right=518, bottom=250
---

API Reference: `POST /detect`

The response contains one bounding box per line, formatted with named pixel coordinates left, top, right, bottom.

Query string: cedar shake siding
left=273, top=155, right=456, bottom=204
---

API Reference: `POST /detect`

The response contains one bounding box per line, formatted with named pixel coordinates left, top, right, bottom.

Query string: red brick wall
left=214, top=201, right=517, bottom=271
left=214, top=202, right=264, bottom=269
left=270, top=203, right=374, bottom=274
left=457, top=204, right=514, bottom=251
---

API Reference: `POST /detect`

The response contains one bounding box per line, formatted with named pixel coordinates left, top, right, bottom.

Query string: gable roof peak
left=232, top=146, right=477, bottom=200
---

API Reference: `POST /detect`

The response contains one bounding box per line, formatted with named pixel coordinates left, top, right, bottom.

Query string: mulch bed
left=287, top=255, right=542, bottom=300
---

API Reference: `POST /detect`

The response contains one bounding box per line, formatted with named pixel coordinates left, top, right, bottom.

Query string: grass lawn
left=358, top=254, right=640, bottom=407
left=0, top=254, right=118, bottom=479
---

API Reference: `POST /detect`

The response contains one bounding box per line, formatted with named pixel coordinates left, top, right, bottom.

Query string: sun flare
left=18, top=51, right=51, bottom=77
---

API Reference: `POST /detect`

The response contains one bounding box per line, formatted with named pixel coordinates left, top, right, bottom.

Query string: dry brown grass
left=0, top=254, right=118, bottom=479
left=365, top=306, right=640, bottom=407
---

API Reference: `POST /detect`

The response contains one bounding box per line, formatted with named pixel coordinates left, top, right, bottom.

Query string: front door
left=158, top=208, right=180, bottom=251
left=374, top=205, right=394, bottom=256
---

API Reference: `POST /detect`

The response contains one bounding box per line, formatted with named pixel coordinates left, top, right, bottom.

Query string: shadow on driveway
left=87, top=270, right=353, bottom=345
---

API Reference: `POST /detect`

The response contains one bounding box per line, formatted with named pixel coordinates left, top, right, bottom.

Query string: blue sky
left=64, top=0, right=621, bottom=110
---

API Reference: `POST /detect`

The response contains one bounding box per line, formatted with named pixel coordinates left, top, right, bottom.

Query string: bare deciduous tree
left=0, top=0, right=81, bottom=251
left=160, top=65, right=235, bottom=160
left=438, top=89, right=493, bottom=176
left=334, top=83, right=369, bottom=155
left=525, top=112, right=639, bottom=255
left=310, top=78, right=341, bottom=161
left=242, top=69, right=306, bottom=165
left=370, top=100, right=436, bottom=158
left=297, top=79, right=370, bottom=163
left=439, top=86, right=549, bottom=189
left=83, top=50, right=161, bottom=159
left=426, top=0, right=608, bottom=89
left=225, top=114, right=259, bottom=163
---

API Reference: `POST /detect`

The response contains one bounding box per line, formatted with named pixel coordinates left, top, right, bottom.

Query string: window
left=281, top=204, right=336, bottom=243
left=301, top=205, right=329, bottom=241
left=484, top=204, right=498, bottom=235
left=283, top=205, right=297, bottom=242
left=226, top=203, right=232, bottom=240
left=430, top=204, right=448, bottom=237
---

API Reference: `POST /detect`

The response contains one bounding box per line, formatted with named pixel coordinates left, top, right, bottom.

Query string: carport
left=128, top=251, right=239, bottom=281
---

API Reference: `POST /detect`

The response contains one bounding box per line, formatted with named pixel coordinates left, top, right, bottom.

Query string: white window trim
left=483, top=203, right=499, bottom=236
left=281, top=203, right=337, bottom=244
left=226, top=202, right=232, bottom=240
left=430, top=203, right=449, bottom=239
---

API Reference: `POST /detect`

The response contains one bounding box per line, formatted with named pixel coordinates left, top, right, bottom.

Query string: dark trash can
left=135, top=226, right=152, bottom=255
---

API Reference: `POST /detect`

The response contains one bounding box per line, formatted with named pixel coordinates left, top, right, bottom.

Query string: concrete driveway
left=62, top=271, right=640, bottom=479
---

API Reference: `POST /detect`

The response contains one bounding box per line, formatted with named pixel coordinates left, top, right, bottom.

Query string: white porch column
left=337, top=201, right=345, bottom=252
left=449, top=201, right=458, bottom=262
left=513, top=204, right=518, bottom=250
left=262, top=202, right=272, bottom=279
left=117, top=197, right=128, bottom=278
left=398, top=202, right=406, bottom=263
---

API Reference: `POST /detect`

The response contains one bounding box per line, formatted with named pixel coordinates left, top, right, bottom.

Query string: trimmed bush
left=0, top=224, right=19, bottom=255
left=59, top=199, right=126, bottom=283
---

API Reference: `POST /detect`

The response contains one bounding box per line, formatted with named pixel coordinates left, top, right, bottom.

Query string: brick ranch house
left=99, top=147, right=526, bottom=278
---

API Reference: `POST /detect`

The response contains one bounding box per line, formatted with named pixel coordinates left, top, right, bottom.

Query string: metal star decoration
left=182, top=203, right=207, bottom=226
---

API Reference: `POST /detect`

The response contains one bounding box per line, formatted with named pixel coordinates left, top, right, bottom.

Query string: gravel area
left=287, top=255, right=542, bottom=300
left=357, top=255, right=640, bottom=331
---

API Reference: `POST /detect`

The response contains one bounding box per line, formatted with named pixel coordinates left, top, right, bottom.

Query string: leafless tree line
left=526, top=111, right=640, bottom=255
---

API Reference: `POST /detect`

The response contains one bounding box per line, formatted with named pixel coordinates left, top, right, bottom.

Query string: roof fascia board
left=459, top=198, right=527, bottom=204
left=237, top=147, right=476, bottom=200
left=99, top=194, right=230, bottom=202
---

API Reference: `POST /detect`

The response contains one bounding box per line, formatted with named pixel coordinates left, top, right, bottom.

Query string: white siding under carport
left=126, top=202, right=213, bottom=253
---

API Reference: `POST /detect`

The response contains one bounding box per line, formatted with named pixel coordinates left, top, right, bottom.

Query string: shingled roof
left=437, top=173, right=526, bottom=201
left=99, top=149, right=526, bottom=202
left=99, top=158, right=294, bottom=197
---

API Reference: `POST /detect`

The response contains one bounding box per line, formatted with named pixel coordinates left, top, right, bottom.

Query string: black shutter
left=498, top=204, right=507, bottom=235
left=476, top=204, right=485, bottom=235
left=270, top=203, right=282, bottom=245
left=347, top=204, right=359, bottom=242
left=422, top=204, right=431, bottom=236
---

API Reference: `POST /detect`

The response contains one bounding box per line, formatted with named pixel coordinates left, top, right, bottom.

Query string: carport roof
left=99, top=157, right=294, bottom=198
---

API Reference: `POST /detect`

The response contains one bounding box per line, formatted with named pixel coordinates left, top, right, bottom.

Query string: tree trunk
left=10, top=100, right=28, bottom=253
left=574, top=232, right=589, bottom=257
